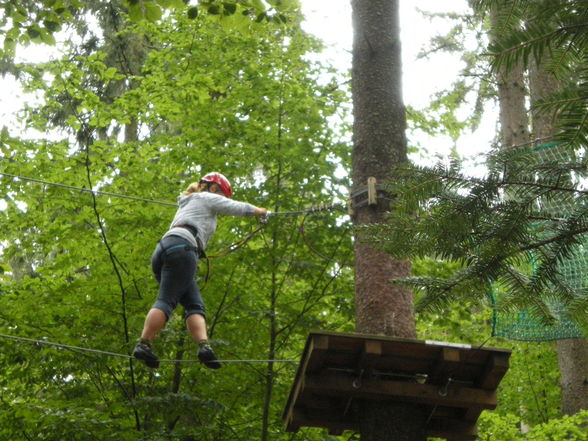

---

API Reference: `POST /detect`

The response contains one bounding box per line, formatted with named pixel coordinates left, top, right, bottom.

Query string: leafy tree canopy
left=0, top=4, right=354, bottom=439
left=0, top=0, right=298, bottom=56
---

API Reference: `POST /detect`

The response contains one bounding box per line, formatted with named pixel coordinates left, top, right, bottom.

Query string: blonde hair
left=182, top=182, right=205, bottom=196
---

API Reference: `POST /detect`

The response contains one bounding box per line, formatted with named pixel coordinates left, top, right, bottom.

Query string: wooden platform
left=283, top=331, right=511, bottom=440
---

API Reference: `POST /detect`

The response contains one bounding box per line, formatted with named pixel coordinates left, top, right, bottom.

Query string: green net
left=490, top=141, right=584, bottom=341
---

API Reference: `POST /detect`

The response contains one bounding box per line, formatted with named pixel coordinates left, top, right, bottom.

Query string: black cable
left=0, top=333, right=297, bottom=364
left=0, top=172, right=177, bottom=207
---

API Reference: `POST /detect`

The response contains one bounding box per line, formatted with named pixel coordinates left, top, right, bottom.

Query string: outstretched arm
left=252, top=206, right=268, bottom=217
left=208, top=193, right=267, bottom=218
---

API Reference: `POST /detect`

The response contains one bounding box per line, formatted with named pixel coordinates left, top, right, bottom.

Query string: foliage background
left=0, top=3, right=354, bottom=440
left=1, top=1, right=586, bottom=440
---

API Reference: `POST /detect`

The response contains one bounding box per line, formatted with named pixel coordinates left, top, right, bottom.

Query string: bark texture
left=351, top=0, right=416, bottom=340
left=357, top=401, right=428, bottom=441
left=556, top=339, right=588, bottom=414
left=495, top=61, right=529, bottom=148
left=490, top=6, right=530, bottom=150
left=529, top=58, right=557, bottom=140
left=351, top=1, right=425, bottom=440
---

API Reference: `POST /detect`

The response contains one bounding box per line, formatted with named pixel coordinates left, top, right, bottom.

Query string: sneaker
left=133, top=339, right=160, bottom=368
left=198, top=343, right=222, bottom=370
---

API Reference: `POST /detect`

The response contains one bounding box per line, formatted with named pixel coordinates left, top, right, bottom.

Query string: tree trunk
left=492, top=7, right=529, bottom=150
left=529, top=56, right=588, bottom=416
left=556, top=339, right=588, bottom=414
left=528, top=58, right=557, bottom=142
left=351, top=0, right=415, bottom=339
left=351, top=1, right=425, bottom=440
left=358, top=402, right=428, bottom=441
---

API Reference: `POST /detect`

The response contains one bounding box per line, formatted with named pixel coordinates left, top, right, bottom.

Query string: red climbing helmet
left=200, top=172, right=232, bottom=198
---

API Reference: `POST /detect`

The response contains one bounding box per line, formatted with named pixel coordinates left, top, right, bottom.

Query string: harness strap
left=162, top=243, right=198, bottom=254
left=172, top=224, right=206, bottom=258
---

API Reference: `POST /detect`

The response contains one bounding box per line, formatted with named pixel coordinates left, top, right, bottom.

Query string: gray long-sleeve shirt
left=162, top=192, right=256, bottom=250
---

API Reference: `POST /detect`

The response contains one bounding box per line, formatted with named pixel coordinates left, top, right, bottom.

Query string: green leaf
left=3, top=38, right=16, bottom=54
left=255, top=12, right=266, bottom=23
left=144, top=2, right=163, bottom=21
left=26, top=27, right=41, bottom=39
left=39, top=29, right=57, bottom=45
left=43, top=20, right=61, bottom=33
left=223, top=2, right=237, bottom=16
left=0, top=263, right=10, bottom=274
left=208, top=4, right=221, bottom=15
left=187, top=6, right=198, bottom=19
left=127, top=3, right=143, bottom=21
left=11, top=10, right=28, bottom=24
left=0, top=5, right=355, bottom=440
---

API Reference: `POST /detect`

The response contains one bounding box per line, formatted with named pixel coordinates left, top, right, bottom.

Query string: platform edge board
left=477, top=352, right=511, bottom=390
left=309, top=329, right=512, bottom=354
left=302, top=373, right=498, bottom=409
left=282, top=333, right=320, bottom=420
left=308, top=330, right=512, bottom=355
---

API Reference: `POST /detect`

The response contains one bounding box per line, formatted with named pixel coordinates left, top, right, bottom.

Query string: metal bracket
left=349, top=177, right=390, bottom=215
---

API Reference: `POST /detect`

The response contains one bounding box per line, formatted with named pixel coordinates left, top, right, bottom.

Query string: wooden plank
left=310, top=330, right=511, bottom=355
left=356, top=340, right=382, bottom=373
left=303, top=373, right=498, bottom=409
left=463, top=406, right=484, bottom=422
left=306, top=334, right=330, bottom=373
left=296, top=391, right=337, bottom=410
left=283, top=333, right=329, bottom=423
left=283, top=374, right=304, bottom=425
left=372, top=355, right=435, bottom=375
left=426, top=405, right=463, bottom=419
left=442, top=347, right=461, bottom=362
left=381, top=340, right=439, bottom=361
left=477, top=352, right=510, bottom=390
left=430, top=347, right=461, bottom=381
left=310, top=331, right=510, bottom=382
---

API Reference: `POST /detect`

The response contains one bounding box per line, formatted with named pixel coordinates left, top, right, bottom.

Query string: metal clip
left=438, top=377, right=452, bottom=397
left=352, top=369, right=365, bottom=389
left=260, top=212, right=271, bottom=224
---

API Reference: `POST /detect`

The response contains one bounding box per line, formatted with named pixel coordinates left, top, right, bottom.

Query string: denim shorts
left=151, top=235, right=205, bottom=320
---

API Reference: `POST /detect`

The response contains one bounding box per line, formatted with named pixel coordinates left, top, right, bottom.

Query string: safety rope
left=0, top=333, right=298, bottom=364
left=0, top=171, right=347, bottom=217
left=207, top=223, right=267, bottom=258
left=1, top=136, right=556, bottom=210
left=0, top=172, right=177, bottom=207
left=267, top=204, right=347, bottom=216
left=298, top=213, right=353, bottom=266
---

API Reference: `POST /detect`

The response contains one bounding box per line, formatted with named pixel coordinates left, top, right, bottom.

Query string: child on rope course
left=133, top=172, right=267, bottom=369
